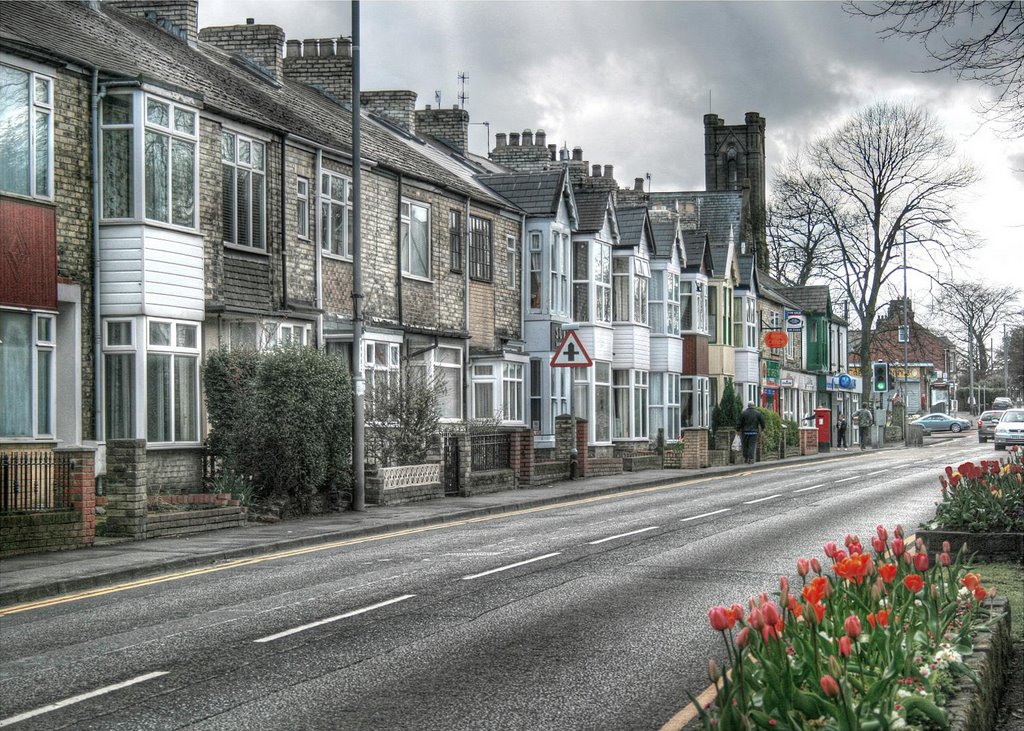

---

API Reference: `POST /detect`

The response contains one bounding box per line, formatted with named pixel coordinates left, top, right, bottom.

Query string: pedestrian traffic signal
left=872, top=362, right=889, bottom=392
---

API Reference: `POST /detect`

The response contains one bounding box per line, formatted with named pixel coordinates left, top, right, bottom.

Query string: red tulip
left=871, top=536, right=886, bottom=554
left=903, top=574, right=924, bottom=593
left=878, top=563, right=897, bottom=583
left=810, top=557, right=822, bottom=574
left=708, top=606, right=730, bottom=631
left=913, top=552, right=929, bottom=572
left=730, top=603, right=744, bottom=622
left=940, top=552, right=951, bottom=567
left=891, top=537, right=905, bottom=557
left=876, top=524, right=888, bottom=541
left=844, top=614, right=862, bottom=639
left=748, top=607, right=765, bottom=630
left=763, top=601, right=781, bottom=627
left=735, top=626, right=751, bottom=649
left=974, top=586, right=988, bottom=601
left=838, top=636, right=852, bottom=657
left=820, top=674, right=841, bottom=698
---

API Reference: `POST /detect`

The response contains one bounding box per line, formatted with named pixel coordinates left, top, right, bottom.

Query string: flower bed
left=692, top=525, right=1007, bottom=730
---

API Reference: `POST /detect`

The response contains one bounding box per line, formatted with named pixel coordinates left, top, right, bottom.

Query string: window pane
left=146, top=98, right=169, bottom=127
left=236, top=168, right=250, bottom=245
left=149, top=321, right=171, bottom=346
left=103, top=94, right=132, bottom=125
left=251, top=172, right=264, bottom=247
left=331, top=201, right=344, bottom=255
left=107, top=321, right=132, bottom=346
left=34, top=109, right=49, bottom=196
left=474, top=382, right=493, bottom=419
left=170, top=138, right=194, bottom=227
left=173, top=108, right=195, bottom=135
left=105, top=352, right=135, bottom=439
left=251, top=141, right=264, bottom=170
left=34, top=76, right=50, bottom=106
left=239, top=138, right=251, bottom=165
left=176, top=324, right=197, bottom=348
left=0, top=312, right=32, bottom=436
left=102, top=128, right=133, bottom=218
left=174, top=355, right=198, bottom=441
left=221, top=132, right=235, bottom=162
left=331, top=175, right=344, bottom=201
left=147, top=353, right=171, bottom=441
left=36, top=348, right=52, bottom=434
left=36, top=317, right=52, bottom=342
left=0, top=65, right=30, bottom=195
left=144, top=131, right=168, bottom=221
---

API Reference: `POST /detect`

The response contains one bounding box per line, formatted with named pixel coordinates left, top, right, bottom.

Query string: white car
left=993, top=409, right=1024, bottom=451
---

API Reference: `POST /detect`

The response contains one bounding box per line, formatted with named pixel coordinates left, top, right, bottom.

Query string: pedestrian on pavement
left=836, top=415, right=848, bottom=450
left=854, top=405, right=873, bottom=450
left=737, top=401, right=766, bottom=465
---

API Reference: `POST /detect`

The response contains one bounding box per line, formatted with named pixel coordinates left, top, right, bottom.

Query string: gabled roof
left=737, top=254, right=757, bottom=291
left=572, top=190, right=617, bottom=237
left=0, top=1, right=510, bottom=208
left=682, top=232, right=714, bottom=276
left=648, top=190, right=743, bottom=278
left=615, top=206, right=655, bottom=256
left=650, top=219, right=682, bottom=263
left=779, top=285, right=831, bottom=315
left=756, top=269, right=801, bottom=310
left=477, top=169, right=570, bottom=218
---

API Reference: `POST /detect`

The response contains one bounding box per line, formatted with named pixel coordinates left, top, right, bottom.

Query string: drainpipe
left=90, top=69, right=104, bottom=447
left=351, top=0, right=365, bottom=511
left=280, top=135, right=288, bottom=310
left=396, top=172, right=403, bottom=326
left=463, top=196, right=471, bottom=422
left=315, top=147, right=324, bottom=347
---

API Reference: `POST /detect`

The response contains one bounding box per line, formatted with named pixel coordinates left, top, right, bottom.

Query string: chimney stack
left=199, top=21, right=286, bottom=79
left=281, top=36, right=354, bottom=99
left=521, top=128, right=533, bottom=146
left=591, top=164, right=602, bottom=177
left=107, top=0, right=199, bottom=43
left=634, top=177, right=644, bottom=191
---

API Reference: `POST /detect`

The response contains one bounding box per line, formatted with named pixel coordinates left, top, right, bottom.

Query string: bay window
left=529, top=233, right=542, bottom=312
left=667, top=273, right=680, bottom=335
left=634, top=260, right=649, bottom=326
left=593, top=362, right=611, bottom=442
left=221, top=130, right=265, bottom=248
left=104, top=319, right=135, bottom=440
left=401, top=199, right=430, bottom=278
left=101, top=94, right=133, bottom=217
left=649, top=372, right=680, bottom=441
left=573, top=240, right=589, bottom=322
left=147, top=320, right=199, bottom=444
left=681, top=376, right=710, bottom=428
left=0, top=63, right=52, bottom=198
left=473, top=364, right=495, bottom=420
left=0, top=311, right=54, bottom=438
left=595, top=243, right=612, bottom=323
left=550, top=232, right=569, bottom=315
left=613, top=369, right=648, bottom=439
left=364, top=341, right=400, bottom=399
left=145, top=97, right=196, bottom=227
left=503, top=362, right=524, bottom=422
left=613, top=257, right=649, bottom=324
left=651, top=271, right=680, bottom=335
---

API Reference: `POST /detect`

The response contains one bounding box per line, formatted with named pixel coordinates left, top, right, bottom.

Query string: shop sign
left=785, top=311, right=805, bottom=332
left=780, top=378, right=794, bottom=387
left=765, top=360, right=781, bottom=384
left=764, top=331, right=788, bottom=349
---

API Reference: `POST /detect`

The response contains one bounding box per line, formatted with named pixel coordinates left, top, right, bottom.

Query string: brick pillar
left=799, top=427, right=818, bottom=456
left=509, top=428, right=535, bottom=488
left=681, top=427, right=709, bottom=469
left=104, top=439, right=148, bottom=539
left=56, top=446, right=97, bottom=547
left=458, top=433, right=472, bottom=497
left=575, top=418, right=589, bottom=477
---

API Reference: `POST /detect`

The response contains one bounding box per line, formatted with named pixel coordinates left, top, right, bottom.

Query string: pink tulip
left=871, top=536, right=887, bottom=554
left=730, top=603, right=744, bottom=622
left=894, top=524, right=904, bottom=538
left=914, top=552, right=930, bottom=572
left=779, top=576, right=790, bottom=594
left=797, top=557, right=810, bottom=577
left=833, top=549, right=848, bottom=563
left=735, top=626, right=751, bottom=649
left=844, top=614, right=862, bottom=639
left=824, top=541, right=838, bottom=558
left=708, top=606, right=730, bottom=632
left=940, top=552, right=951, bottom=567
left=763, top=601, right=781, bottom=627
left=876, top=524, right=888, bottom=541
left=810, top=557, right=822, bottom=575
left=942, top=540, right=951, bottom=553
left=838, top=636, right=852, bottom=657
left=891, top=537, right=905, bottom=557
left=821, top=674, right=841, bottom=698
left=849, top=541, right=863, bottom=555
left=748, top=607, right=765, bottom=630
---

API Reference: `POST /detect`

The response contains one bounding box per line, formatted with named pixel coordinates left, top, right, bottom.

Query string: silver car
left=978, top=410, right=1005, bottom=443
left=993, top=409, right=1024, bottom=450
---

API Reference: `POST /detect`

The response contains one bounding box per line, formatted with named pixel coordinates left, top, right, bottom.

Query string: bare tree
left=932, top=282, right=1022, bottom=378
left=767, top=163, right=844, bottom=286
left=773, top=102, right=977, bottom=404
left=364, top=362, right=446, bottom=468
left=848, top=1, right=1024, bottom=133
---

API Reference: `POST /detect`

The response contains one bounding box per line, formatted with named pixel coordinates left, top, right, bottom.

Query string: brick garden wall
left=147, top=449, right=203, bottom=493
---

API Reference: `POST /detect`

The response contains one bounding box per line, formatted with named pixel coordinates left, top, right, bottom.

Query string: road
left=0, top=438, right=999, bottom=731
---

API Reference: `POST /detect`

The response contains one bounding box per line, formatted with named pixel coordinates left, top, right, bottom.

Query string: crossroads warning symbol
left=550, top=330, right=593, bottom=368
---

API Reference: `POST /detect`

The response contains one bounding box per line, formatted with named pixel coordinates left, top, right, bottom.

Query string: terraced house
left=1, top=1, right=524, bottom=531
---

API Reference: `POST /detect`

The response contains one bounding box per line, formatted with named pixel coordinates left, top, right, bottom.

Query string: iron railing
left=470, top=433, right=511, bottom=471
left=1, top=450, right=72, bottom=513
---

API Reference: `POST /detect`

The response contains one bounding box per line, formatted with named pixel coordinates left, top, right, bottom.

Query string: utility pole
left=968, top=324, right=976, bottom=417
left=1004, top=322, right=1009, bottom=397
left=901, top=230, right=910, bottom=445
left=351, top=0, right=365, bottom=511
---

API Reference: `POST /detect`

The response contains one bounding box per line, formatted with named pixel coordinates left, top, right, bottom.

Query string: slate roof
left=737, top=254, right=756, bottom=290
left=650, top=219, right=680, bottom=262
left=779, top=285, right=831, bottom=314
left=682, top=232, right=714, bottom=275
left=648, top=190, right=743, bottom=276
left=615, top=207, right=654, bottom=255
left=572, top=191, right=613, bottom=234
left=477, top=170, right=567, bottom=217
left=0, top=1, right=509, bottom=208
left=756, top=270, right=800, bottom=310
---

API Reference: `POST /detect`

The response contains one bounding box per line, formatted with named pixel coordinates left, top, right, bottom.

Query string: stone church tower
left=704, top=112, right=767, bottom=270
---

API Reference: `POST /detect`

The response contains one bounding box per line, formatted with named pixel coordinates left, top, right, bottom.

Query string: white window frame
left=0, top=311, right=56, bottom=439
left=102, top=318, right=139, bottom=440
left=275, top=323, right=311, bottom=347
left=502, top=361, right=525, bottom=423
left=506, top=235, right=517, bottom=290
left=473, top=364, right=496, bottom=420
left=593, top=361, right=612, bottom=443
left=411, top=345, right=463, bottom=421
left=401, top=198, right=431, bottom=279
left=100, top=92, right=135, bottom=219
left=364, top=341, right=400, bottom=400
left=296, top=176, right=309, bottom=240
left=528, top=232, right=543, bottom=313
left=221, top=129, right=266, bottom=249
left=595, top=242, right=612, bottom=324
left=320, top=170, right=353, bottom=258
left=634, top=259, right=650, bottom=326
left=549, top=231, right=570, bottom=316
left=143, top=95, right=198, bottom=229
left=0, top=61, right=53, bottom=200
left=146, top=318, right=201, bottom=445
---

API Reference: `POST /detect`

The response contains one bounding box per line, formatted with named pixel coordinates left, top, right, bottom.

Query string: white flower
left=918, top=664, right=931, bottom=678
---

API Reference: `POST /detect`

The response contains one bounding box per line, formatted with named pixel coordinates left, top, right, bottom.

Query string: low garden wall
left=145, top=506, right=246, bottom=539
left=367, top=464, right=443, bottom=505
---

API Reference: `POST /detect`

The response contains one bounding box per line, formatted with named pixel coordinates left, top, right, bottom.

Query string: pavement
left=0, top=447, right=865, bottom=609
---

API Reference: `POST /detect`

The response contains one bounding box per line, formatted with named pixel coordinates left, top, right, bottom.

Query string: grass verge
left=971, top=560, right=1024, bottom=642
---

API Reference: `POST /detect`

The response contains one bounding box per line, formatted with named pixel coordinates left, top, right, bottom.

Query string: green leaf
left=902, top=696, right=949, bottom=730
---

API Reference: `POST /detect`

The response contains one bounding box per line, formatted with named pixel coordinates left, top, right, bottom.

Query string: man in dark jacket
left=738, top=401, right=766, bottom=465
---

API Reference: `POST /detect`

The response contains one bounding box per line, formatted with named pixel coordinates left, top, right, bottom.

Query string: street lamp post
left=902, top=230, right=909, bottom=445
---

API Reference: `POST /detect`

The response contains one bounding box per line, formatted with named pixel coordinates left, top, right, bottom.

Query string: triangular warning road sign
left=550, top=330, right=593, bottom=368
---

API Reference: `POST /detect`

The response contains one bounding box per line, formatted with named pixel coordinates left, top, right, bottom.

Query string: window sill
left=224, top=243, right=269, bottom=257
left=402, top=273, right=434, bottom=284
left=145, top=442, right=204, bottom=451
left=0, top=190, right=54, bottom=205
left=322, top=252, right=353, bottom=263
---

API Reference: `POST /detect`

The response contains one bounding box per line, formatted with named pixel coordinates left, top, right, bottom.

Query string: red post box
left=815, top=407, right=831, bottom=452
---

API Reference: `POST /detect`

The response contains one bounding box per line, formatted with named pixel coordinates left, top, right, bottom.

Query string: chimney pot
left=592, top=164, right=602, bottom=177
left=535, top=129, right=546, bottom=147
left=320, top=38, right=336, bottom=57
left=453, top=104, right=459, bottom=110
left=286, top=39, right=301, bottom=57
left=634, top=177, right=644, bottom=191
left=522, top=128, right=533, bottom=146
left=604, top=164, right=613, bottom=180
left=509, top=132, right=521, bottom=146
left=495, top=132, right=507, bottom=149
left=425, top=104, right=431, bottom=111
left=572, top=147, right=583, bottom=161
left=246, top=17, right=254, bottom=24
left=548, top=143, right=556, bottom=161
left=338, top=37, right=353, bottom=58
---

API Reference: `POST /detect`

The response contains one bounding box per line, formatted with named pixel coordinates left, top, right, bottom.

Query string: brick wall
left=681, top=427, right=709, bottom=468
left=490, top=129, right=553, bottom=173
left=106, top=1, right=198, bottom=43
left=284, top=147, right=318, bottom=308
left=415, top=106, right=469, bottom=154
left=361, top=90, right=417, bottom=132
left=147, top=448, right=203, bottom=493
left=104, top=439, right=147, bottom=539
left=199, top=23, right=285, bottom=79
left=799, top=427, right=818, bottom=456
left=282, top=37, right=353, bottom=101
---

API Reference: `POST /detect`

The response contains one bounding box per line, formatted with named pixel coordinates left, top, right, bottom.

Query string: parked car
left=992, top=397, right=1013, bottom=410
left=977, top=410, right=1006, bottom=443
left=993, top=408, right=1024, bottom=450
left=911, top=413, right=972, bottom=435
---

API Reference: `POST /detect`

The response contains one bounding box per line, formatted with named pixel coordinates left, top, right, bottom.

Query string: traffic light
left=873, top=362, right=889, bottom=392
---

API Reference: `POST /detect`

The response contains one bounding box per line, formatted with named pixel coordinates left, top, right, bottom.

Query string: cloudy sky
left=199, top=0, right=1023, bottom=325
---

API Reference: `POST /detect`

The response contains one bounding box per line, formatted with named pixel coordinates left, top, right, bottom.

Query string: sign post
left=551, top=330, right=592, bottom=478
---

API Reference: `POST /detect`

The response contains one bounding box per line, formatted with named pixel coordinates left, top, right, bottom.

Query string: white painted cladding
left=612, top=325, right=651, bottom=371
left=734, top=349, right=760, bottom=383
left=649, top=334, right=683, bottom=372
left=100, top=224, right=204, bottom=320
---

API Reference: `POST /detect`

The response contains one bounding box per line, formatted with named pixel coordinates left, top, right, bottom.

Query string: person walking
left=737, top=401, right=766, bottom=465
left=854, top=405, right=873, bottom=450
left=836, top=415, right=848, bottom=450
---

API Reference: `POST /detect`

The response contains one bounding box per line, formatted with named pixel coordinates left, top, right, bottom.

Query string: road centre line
left=793, top=484, right=825, bottom=493
left=0, top=671, right=168, bottom=728
left=462, top=552, right=561, bottom=580
left=254, top=595, right=415, bottom=643
left=743, top=494, right=780, bottom=505
left=588, top=526, right=659, bottom=545
left=681, top=508, right=730, bottom=522
left=835, top=476, right=858, bottom=483
left=865, top=469, right=887, bottom=477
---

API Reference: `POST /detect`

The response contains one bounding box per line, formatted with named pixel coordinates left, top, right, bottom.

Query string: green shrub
left=203, top=346, right=352, bottom=515
left=782, top=418, right=800, bottom=446
left=365, top=362, right=445, bottom=468
left=711, top=381, right=743, bottom=435
left=757, top=407, right=783, bottom=454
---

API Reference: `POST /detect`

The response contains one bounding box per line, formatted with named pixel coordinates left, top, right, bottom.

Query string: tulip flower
left=878, top=563, right=897, bottom=583
left=838, top=636, right=852, bottom=657
left=962, top=572, right=981, bottom=591
left=894, top=523, right=904, bottom=538
left=708, top=658, right=720, bottom=682
left=940, top=552, right=951, bottom=567
left=903, top=574, right=924, bottom=593
left=913, top=552, right=930, bottom=572
left=824, top=541, right=838, bottom=558
left=821, top=674, right=840, bottom=698
left=942, top=540, right=951, bottom=553
left=763, top=601, right=781, bottom=627
left=974, top=586, right=988, bottom=601
left=848, top=541, right=864, bottom=555
left=871, top=536, right=886, bottom=555
left=779, top=575, right=789, bottom=594
left=810, top=557, right=822, bottom=574
left=748, top=607, right=765, bottom=630
left=730, top=603, right=744, bottom=622
left=844, top=614, right=862, bottom=639
left=796, top=557, right=810, bottom=577
left=876, top=524, right=888, bottom=541
left=735, top=626, right=751, bottom=649
left=891, top=537, right=905, bottom=557
left=708, top=606, right=730, bottom=631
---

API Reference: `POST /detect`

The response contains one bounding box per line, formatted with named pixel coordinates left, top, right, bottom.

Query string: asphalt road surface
left=0, top=438, right=1000, bottom=731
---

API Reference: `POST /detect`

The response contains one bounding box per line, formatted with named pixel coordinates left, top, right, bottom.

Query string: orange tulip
left=903, top=574, right=924, bottom=593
